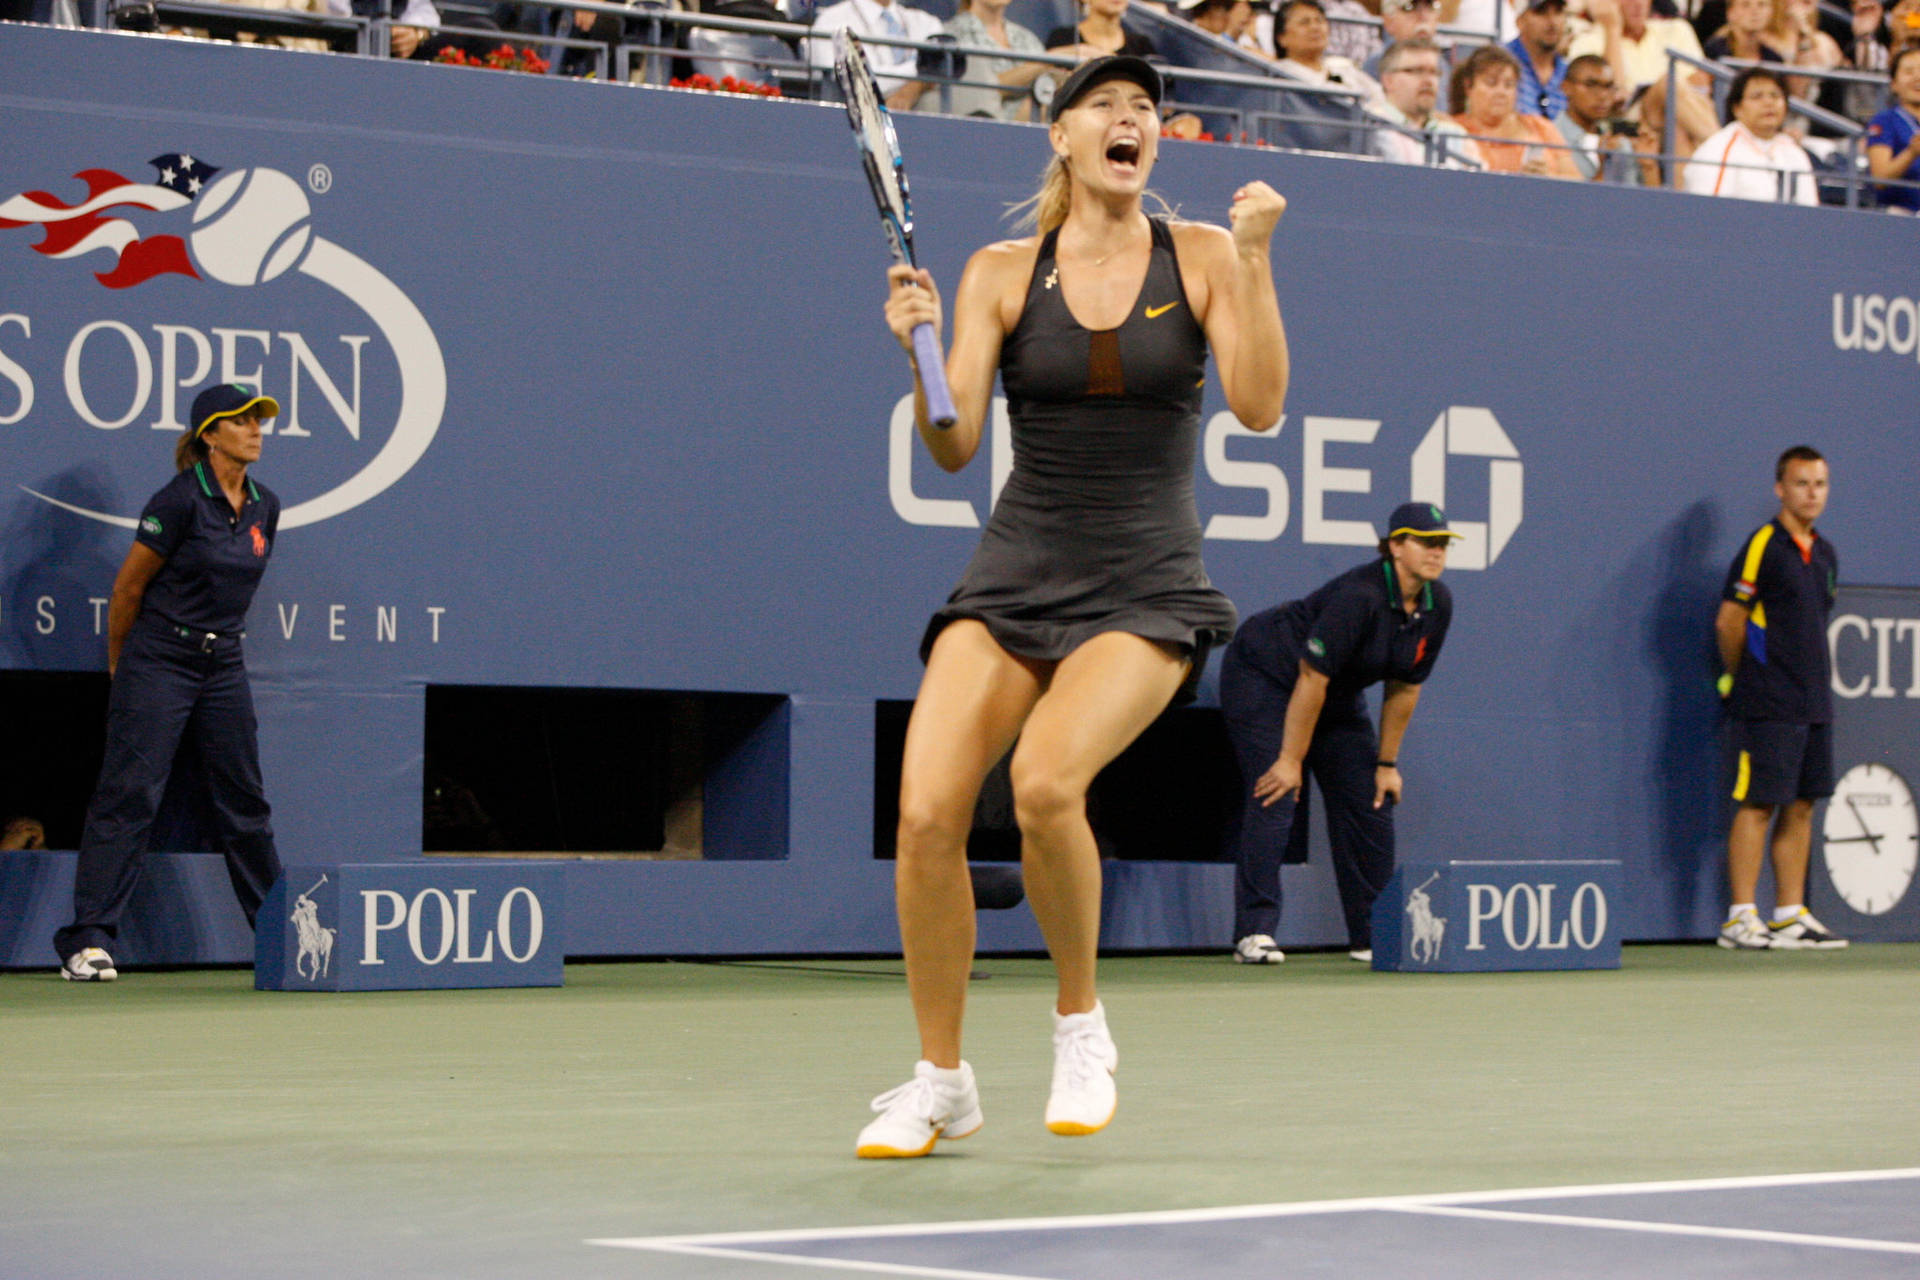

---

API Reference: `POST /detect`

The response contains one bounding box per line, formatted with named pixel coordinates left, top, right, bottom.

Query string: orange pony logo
left=250, top=524, right=267, bottom=557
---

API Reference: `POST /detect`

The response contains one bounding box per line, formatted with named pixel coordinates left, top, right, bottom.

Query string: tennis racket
left=832, top=28, right=957, bottom=429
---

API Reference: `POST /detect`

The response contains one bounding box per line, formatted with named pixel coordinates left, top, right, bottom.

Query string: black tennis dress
left=921, top=215, right=1237, bottom=690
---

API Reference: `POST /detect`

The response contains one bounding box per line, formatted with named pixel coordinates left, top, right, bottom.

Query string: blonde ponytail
left=1009, top=153, right=1072, bottom=234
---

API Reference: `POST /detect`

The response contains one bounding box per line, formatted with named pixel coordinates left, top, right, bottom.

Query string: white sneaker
left=1769, top=908, right=1849, bottom=950
left=1348, top=948, right=1373, bottom=963
left=1233, top=934, right=1285, bottom=964
left=1716, top=908, right=1772, bottom=950
left=60, top=947, right=117, bottom=982
left=1045, top=1002, right=1118, bottom=1136
left=855, top=1060, right=982, bottom=1159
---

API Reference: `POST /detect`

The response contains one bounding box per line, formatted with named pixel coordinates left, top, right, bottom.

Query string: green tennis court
left=4, top=944, right=1915, bottom=1278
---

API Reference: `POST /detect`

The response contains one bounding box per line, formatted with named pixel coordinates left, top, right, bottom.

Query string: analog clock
left=1822, top=763, right=1920, bottom=917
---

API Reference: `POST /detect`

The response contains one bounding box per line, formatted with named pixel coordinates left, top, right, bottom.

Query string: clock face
left=1822, top=763, right=1920, bottom=916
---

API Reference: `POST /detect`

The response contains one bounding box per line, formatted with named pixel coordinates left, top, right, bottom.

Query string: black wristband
left=1376, top=760, right=1396, bottom=769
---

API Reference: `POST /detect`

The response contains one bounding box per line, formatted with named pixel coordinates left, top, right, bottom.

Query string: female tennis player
left=858, top=54, right=1290, bottom=1157
left=54, top=382, right=284, bottom=982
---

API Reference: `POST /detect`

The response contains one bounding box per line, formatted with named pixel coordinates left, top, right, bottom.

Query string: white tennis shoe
left=61, top=947, right=117, bottom=982
left=1717, top=907, right=1773, bottom=950
left=855, top=1060, right=983, bottom=1159
left=1769, top=908, right=1848, bottom=949
left=1045, top=1001, right=1118, bottom=1136
left=1233, top=934, right=1285, bottom=964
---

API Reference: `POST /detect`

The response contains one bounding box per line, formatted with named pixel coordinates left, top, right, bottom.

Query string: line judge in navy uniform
left=1220, top=502, right=1458, bottom=965
left=54, top=383, right=285, bottom=982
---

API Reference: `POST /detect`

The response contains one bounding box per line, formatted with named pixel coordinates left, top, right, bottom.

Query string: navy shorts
left=1729, top=720, right=1834, bottom=807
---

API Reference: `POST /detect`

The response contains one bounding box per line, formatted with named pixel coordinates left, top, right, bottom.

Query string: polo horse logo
left=1406, top=872, right=1446, bottom=965
left=291, top=875, right=336, bottom=982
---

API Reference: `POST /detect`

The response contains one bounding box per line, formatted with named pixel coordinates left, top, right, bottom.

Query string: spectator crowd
left=9, top=0, right=1920, bottom=206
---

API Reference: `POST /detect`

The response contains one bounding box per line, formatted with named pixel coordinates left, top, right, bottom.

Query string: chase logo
left=0, top=151, right=446, bottom=530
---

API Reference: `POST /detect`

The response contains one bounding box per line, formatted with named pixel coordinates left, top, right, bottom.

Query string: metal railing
left=53, top=0, right=1920, bottom=212
left=1320, top=10, right=1508, bottom=47
left=95, top=0, right=372, bottom=50
left=1661, top=48, right=1878, bottom=206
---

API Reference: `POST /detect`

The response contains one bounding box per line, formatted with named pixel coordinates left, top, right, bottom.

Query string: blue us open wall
left=3, top=22, right=1917, bottom=963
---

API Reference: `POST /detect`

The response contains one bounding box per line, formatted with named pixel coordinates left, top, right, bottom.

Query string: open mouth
left=1105, top=137, right=1142, bottom=170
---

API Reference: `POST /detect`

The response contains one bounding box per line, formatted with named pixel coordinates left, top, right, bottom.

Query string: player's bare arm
left=1176, top=185, right=1288, bottom=432
left=889, top=239, right=1035, bottom=470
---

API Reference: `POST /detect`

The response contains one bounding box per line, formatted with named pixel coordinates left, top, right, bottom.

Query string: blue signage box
left=255, top=863, right=565, bottom=991
left=1372, top=860, right=1622, bottom=973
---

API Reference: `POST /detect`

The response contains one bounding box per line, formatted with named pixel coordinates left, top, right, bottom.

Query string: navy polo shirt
left=1722, top=519, right=1837, bottom=724
left=1235, top=558, right=1453, bottom=712
left=1866, top=105, right=1920, bottom=212
left=134, top=461, right=280, bottom=636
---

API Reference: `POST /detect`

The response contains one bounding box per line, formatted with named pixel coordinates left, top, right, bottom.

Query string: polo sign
left=255, top=863, right=564, bottom=990
left=1372, top=860, right=1622, bottom=972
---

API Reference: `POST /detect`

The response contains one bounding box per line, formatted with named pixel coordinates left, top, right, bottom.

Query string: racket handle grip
left=910, top=322, right=957, bottom=430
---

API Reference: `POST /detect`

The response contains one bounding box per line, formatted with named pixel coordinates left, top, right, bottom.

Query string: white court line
left=613, top=1243, right=1060, bottom=1280
left=589, top=1167, right=1920, bottom=1251
left=1389, top=1203, right=1920, bottom=1256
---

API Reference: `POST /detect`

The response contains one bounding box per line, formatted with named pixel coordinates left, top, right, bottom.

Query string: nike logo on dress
left=1144, top=302, right=1180, bottom=318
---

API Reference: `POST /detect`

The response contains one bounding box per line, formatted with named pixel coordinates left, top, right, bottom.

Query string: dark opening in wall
left=0, top=670, right=111, bottom=850
left=424, top=686, right=788, bottom=859
left=872, top=700, right=1239, bottom=862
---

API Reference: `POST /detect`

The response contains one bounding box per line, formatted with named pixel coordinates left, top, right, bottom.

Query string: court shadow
left=1642, top=500, right=1728, bottom=930
left=1552, top=500, right=1728, bottom=936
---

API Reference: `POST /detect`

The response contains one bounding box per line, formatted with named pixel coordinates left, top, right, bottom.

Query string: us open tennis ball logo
left=190, top=168, right=313, bottom=285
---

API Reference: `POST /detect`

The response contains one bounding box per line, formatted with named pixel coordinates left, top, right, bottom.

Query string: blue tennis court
left=596, top=1169, right=1920, bottom=1279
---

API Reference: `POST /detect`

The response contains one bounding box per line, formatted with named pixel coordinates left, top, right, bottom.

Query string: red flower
left=669, top=71, right=780, bottom=97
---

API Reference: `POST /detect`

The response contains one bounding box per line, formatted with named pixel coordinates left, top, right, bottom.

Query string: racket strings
left=848, top=81, right=907, bottom=220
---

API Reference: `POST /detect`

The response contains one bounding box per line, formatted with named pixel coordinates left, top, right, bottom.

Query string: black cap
left=1385, top=501, right=1465, bottom=539
left=1048, top=55, right=1163, bottom=122
left=190, top=382, right=280, bottom=438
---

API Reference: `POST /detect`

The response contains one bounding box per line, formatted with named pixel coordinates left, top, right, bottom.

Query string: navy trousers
left=1220, top=645, right=1396, bottom=949
left=53, top=620, right=281, bottom=958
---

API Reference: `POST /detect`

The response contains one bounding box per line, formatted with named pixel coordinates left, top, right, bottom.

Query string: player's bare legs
left=896, top=620, right=1044, bottom=1067
left=1012, top=632, right=1188, bottom=1014
left=1009, top=630, right=1188, bottom=1134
